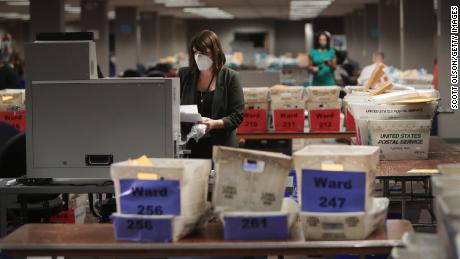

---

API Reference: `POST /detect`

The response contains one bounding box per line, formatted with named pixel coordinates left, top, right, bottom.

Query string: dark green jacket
left=178, top=66, right=244, bottom=147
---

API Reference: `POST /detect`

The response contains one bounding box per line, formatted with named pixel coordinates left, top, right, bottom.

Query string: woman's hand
left=310, top=66, right=319, bottom=73
left=200, top=117, right=224, bottom=131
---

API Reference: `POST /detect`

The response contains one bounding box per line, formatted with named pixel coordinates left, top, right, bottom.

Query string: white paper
left=180, top=105, right=202, bottom=123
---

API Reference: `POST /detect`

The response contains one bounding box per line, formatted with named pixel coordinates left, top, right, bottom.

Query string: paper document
left=180, top=105, right=202, bottom=123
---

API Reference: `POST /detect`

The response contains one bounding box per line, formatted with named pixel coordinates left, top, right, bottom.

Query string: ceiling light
left=0, top=12, right=28, bottom=20
left=65, top=4, right=81, bottom=14
left=183, top=7, right=233, bottom=19
left=289, top=0, right=334, bottom=19
left=6, top=1, right=29, bottom=6
left=107, top=10, right=115, bottom=19
left=155, top=0, right=204, bottom=7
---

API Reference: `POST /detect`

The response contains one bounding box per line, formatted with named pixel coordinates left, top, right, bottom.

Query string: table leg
left=401, top=179, right=407, bottom=219
left=383, top=179, right=390, bottom=197
left=0, top=194, right=7, bottom=237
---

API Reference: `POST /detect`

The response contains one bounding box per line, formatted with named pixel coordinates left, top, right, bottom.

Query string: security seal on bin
left=301, top=169, right=366, bottom=213
left=119, top=179, right=181, bottom=215
left=112, top=214, right=173, bottom=242
left=223, top=214, right=288, bottom=241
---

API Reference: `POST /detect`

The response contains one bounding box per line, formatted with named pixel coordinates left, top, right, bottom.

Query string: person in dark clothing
left=178, top=30, right=244, bottom=159
left=0, top=62, right=20, bottom=90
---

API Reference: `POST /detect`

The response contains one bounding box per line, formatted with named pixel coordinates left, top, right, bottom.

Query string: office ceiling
left=0, top=0, right=379, bottom=21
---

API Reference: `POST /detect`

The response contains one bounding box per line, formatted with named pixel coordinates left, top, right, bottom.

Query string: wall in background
left=274, top=20, right=306, bottom=56
left=186, top=19, right=276, bottom=55
left=312, top=17, right=345, bottom=35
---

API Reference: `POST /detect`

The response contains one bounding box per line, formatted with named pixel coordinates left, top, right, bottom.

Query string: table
left=0, top=179, right=114, bottom=237
left=238, top=131, right=356, bottom=140
left=0, top=220, right=412, bottom=257
left=377, top=137, right=460, bottom=222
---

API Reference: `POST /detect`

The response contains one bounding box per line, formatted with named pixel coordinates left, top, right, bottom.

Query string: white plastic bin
left=293, top=145, right=380, bottom=212
left=212, top=146, right=292, bottom=212
left=220, top=198, right=299, bottom=241
left=435, top=193, right=460, bottom=259
left=306, top=86, right=341, bottom=103
left=0, top=89, right=25, bottom=111
left=368, top=119, right=432, bottom=160
left=438, top=164, right=460, bottom=175
left=110, top=158, right=211, bottom=240
left=349, top=102, right=437, bottom=121
left=111, top=213, right=207, bottom=242
left=243, top=87, right=270, bottom=110
left=299, top=197, right=388, bottom=240
left=270, top=86, right=305, bottom=102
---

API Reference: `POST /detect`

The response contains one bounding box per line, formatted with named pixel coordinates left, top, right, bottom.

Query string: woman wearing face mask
left=308, top=31, right=337, bottom=86
left=178, top=30, right=244, bottom=159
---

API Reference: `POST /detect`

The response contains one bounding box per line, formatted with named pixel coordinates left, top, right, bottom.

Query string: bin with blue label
left=212, top=146, right=292, bottom=212
left=292, top=145, right=388, bottom=240
left=221, top=198, right=299, bottom=241
left=110, top=158, right=211, bottom=242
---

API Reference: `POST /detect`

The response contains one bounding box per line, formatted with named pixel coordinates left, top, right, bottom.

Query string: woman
left=308, top=31, right=337, bottom=86
left=178, top=30, right=244, bottom=159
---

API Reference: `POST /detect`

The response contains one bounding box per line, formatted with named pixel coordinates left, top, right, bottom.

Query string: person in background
left=0, top=34, right=20, bottom=89
left=357, top=51, right=387, bottom=86
left=0, top=33, right=13, bottom=64
left=178, top=30, right=244, bottom=159
left=308, top=31, right=337, bottom=86
left=10, top=52, right=24, bottom=79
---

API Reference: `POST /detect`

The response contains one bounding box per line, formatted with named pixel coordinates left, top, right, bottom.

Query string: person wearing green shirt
left=308, top=31, right=337, bottom=86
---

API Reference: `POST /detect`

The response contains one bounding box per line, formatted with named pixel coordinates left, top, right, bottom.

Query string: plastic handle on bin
left=243, top=159, right=265, bottom=173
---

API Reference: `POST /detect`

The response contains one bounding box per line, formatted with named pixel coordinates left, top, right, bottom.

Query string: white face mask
left=194, top=53, right=213, bottom=71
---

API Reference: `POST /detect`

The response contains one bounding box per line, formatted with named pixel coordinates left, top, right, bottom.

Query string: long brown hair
left=188, top=30, right=226, bottom=76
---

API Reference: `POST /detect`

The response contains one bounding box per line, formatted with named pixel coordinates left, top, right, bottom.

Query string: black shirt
left=0, top=64, right=20, bottom=90
left=196, top=90, right=214, bottom=119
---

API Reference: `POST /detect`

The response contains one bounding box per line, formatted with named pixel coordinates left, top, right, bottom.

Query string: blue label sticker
left=284, top=169, right=298, bottom=202
left=112, top=216, right=172, bottom=242
left=224, top=215, right=288, bottom=241
left=301, top=169, right=366, bottom=213
left=119, top=179, right=181, bottom=215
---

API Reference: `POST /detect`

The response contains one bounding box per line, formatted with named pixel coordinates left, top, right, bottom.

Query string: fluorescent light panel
left=0, top=12, right=29, bottom=20
left=155, top=0, right=203, bottom=7
left=183, top=7, right=233, bottom=19
left=65, top=4, right=81, bottom=14
left=289, top=0, right=334, bottom=19
left=6, top=0, right=29, bottom=6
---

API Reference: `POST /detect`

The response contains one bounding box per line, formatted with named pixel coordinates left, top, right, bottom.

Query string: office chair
left=0, top=121, right=19, bottom=150
left=147, top=70, right=166, bottom=78
left=0, top=133, right=63, bottom=226
left=122, top=69, right=141, bottom=78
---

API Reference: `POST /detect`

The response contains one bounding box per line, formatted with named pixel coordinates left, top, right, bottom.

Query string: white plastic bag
left=186, top=124, right=207, bottom=142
